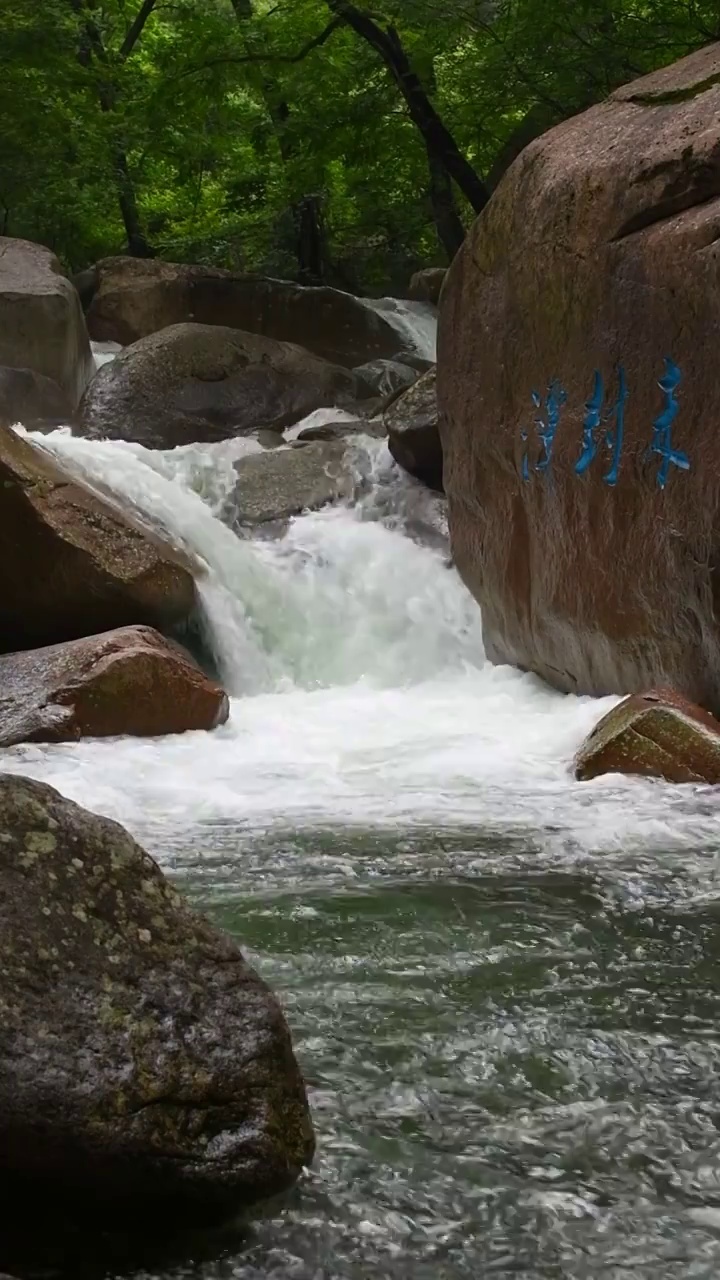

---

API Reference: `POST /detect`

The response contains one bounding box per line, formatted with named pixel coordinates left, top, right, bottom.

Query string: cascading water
left=5, top=335, right=720, bottom=1277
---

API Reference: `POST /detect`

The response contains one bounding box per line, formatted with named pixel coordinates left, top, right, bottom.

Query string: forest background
left=3, top=0, right=717, bottom=294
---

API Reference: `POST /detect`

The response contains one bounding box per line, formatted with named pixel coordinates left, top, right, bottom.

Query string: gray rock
left=0, top=774, right=314, bottom=1223
left=223, top=441, right=358, bottom=528
left=0, top=238, right=94, bottom=407
left=385, top=365, right=442, bottom=491
left=353, top=358, right=418, bottom=400
left=0, top=366, right=74, bottom=429
left=79, top=322, right=358, bottom=450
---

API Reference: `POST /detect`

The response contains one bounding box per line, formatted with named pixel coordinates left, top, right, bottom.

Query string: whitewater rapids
left=0, top=412, right=717, bottom=864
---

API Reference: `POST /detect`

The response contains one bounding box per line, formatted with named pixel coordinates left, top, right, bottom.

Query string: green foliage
left=1, top=0, right=718, bottom=289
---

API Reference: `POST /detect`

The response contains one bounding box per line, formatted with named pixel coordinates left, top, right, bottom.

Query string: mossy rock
left=575, top=688, right=720, bottom=783
left=0, top=775, right=314, bottom=1229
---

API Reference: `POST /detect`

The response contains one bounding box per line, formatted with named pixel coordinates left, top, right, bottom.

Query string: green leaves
left=2, top=0, right=718, bottom=282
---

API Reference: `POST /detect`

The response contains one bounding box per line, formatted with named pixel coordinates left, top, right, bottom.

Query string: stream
left=3, top=321, right=720, bottom=1278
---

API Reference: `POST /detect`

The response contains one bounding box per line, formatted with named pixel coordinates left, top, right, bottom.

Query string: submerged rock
left=295, top=418, right=384, bottom=443
left=0, top=237, right=93, bottom=407
left=86, top=256, right=414, bottom=367
left=385, top=366, right=442, bottom=491
left=223, top=440, right=357, bottom=528
left=79, top=322, right=358, bottom=449
left=0, top=774, right=314, bottom=1224
left=0, top=366, right=74, bottom=430
left=575, top=689, right=720, bottom=783
left=438, top=41, right=720, bottom=710
left=0, top=423, right=198, bottom=652
left=0, top=626, right=229, bottom=747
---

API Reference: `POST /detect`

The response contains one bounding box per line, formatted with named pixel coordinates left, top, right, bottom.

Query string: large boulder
left=79, top=323, right=359, bottom=450
left=0, top=774, right=313, bottom=1225
left=385, top=366, right=442, bottom=491
left=85, top=257, right=415, bottom=368
left=0, top=366, right=74, bottom=430
left=575, top=688, right=720, bottom=784
left=438, top=42, right=720, bottom=712
left=0, top=626, right=229, bottom=748
left=222, top=440, right=357, bottom=529
left=0, top=238, right=93, bottom=407
left=0, top=424, right=198, bottom=652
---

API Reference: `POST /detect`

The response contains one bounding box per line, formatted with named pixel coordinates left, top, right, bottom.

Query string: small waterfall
left=26, top=426, right=480, bottom=696
left=361, top=296, right=437, bottom=363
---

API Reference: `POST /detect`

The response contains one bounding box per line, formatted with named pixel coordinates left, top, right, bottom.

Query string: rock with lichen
left=0, top=775, right=314, bottom=1229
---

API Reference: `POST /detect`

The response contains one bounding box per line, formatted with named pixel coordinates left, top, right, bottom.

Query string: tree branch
left=176, top=16, right=345, bottom=77
left=120, top=0, right=158, bottom=60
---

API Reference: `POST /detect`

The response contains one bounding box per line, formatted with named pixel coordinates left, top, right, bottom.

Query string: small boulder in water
left=0, top=423, right=198, bottom=652
left=295, top=418, right=384, bottom=443
left=385, top=366, right=443, bottom=492
left=222, top=440, right=358, bottom=529
left=0, top=237, right=94, bottom=407
left=575, top=689, right=720, bottom=783
left=0, top=774, right=314, bottom=1229
left=0, top=626, right=229, bottom=748
left=78, top=322, right=358, bottom=449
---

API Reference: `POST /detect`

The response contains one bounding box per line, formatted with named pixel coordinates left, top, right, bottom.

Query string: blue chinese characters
left=521, top=358, right=689, bottom=488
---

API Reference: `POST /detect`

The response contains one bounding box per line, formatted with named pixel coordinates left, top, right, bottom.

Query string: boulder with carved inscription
left=438, top=42, right=720, bottom=711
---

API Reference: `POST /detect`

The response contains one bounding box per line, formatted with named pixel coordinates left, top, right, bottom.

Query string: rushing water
left=4, top=333, right=720, bottom=1278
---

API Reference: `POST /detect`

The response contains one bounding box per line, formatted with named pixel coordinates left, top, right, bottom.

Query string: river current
left=4, top=325, right=720, bottom=1278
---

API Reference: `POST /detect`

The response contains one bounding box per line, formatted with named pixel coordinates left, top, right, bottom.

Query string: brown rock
left=0, top=424, right=198, bottom=652
left=86, top=257, right=412, bottom=367
left=437, top=42, right=720, bottom=712
left=385, top=366, right=442, bottom=491
left=0, top=627, right=228, bottom=747
left=408, top=267, right=446, bottom=306
left=0, top=366, right=74, bottom=429
left=0, top=238, right=94, bottom=407
left=575, top=688, right=720, bottom=783
left=0, top=774, right=314, bottom=1225
left=78, top=323, right=358, bottom=449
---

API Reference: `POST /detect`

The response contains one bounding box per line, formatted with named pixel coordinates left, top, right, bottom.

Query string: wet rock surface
left=223, top=440, right=358, bottom=528
left=0, top=366, right=74, bottom=430
left=438, top=41, right=720, bottom=710
left=0, top=774, right=314, bottom=1229
left=0, top=626, right=229, bottom=747
left=0, top=238, right=93, bottom=407
left=79, top=322, right=358, bottom=449
left=575, top=688, right=720, bottom=784
left=385, top=366, right=442, bottom=491
left=0, top=423, right=198, bottom=652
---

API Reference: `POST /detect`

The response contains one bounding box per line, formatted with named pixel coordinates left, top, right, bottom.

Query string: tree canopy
left=2, top=0, right=718, bottom=292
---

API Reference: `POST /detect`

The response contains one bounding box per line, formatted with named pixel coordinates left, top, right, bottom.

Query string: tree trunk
left=69, top=0, right=156, bottom=256
left=229, top=2, right=329, bottom=282
left=426, top=150, right=465, bottom=260
left=327, top=0, right=489, bottom=215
